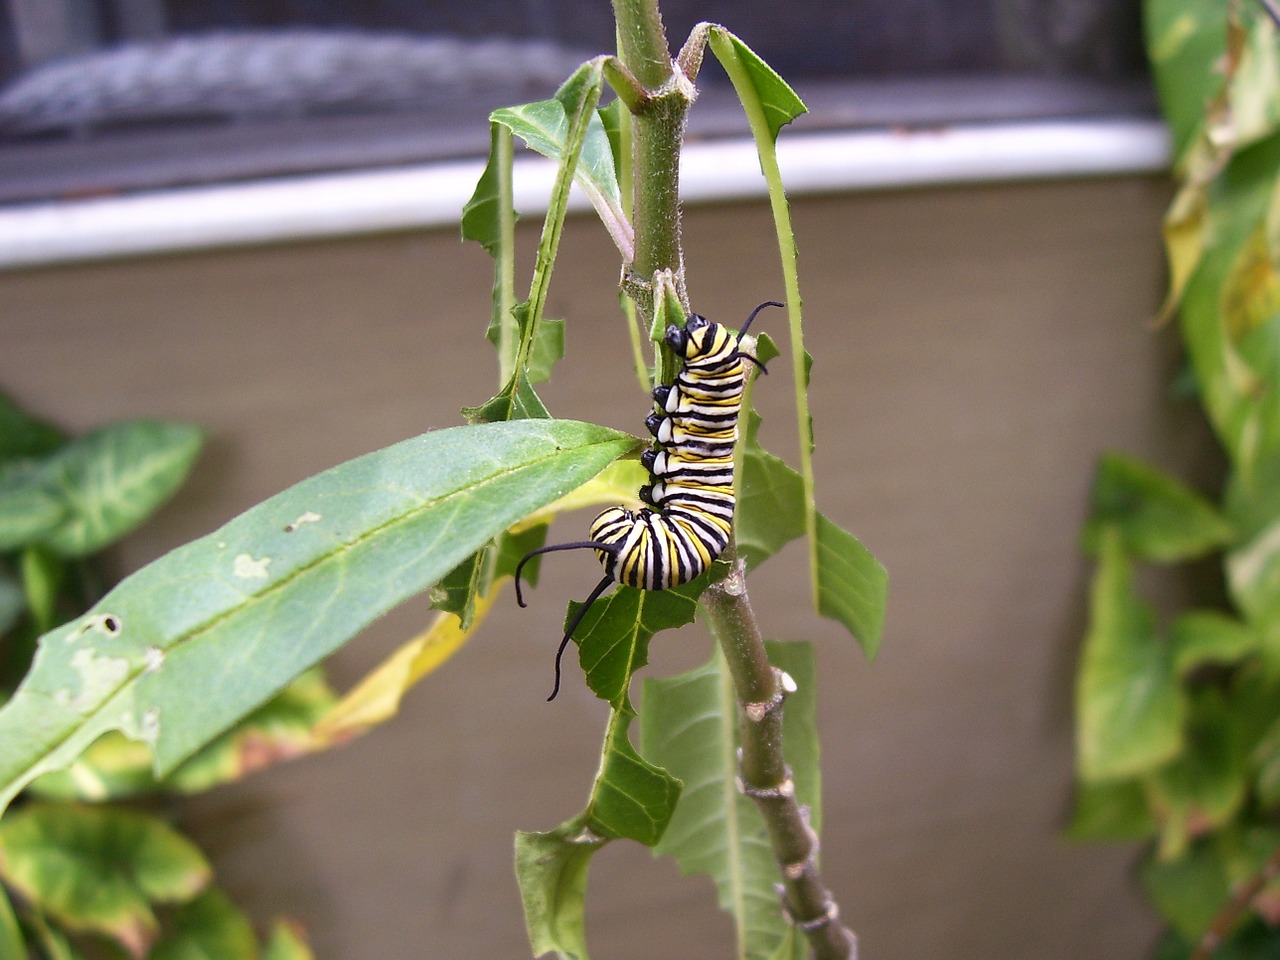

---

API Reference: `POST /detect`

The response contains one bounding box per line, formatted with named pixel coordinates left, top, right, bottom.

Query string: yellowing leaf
left=314, top=587, right=500, bottom=743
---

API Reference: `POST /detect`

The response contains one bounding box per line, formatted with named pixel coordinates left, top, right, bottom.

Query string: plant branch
left=610, top=3, right=855, bottom=955
left=703, top=557, right=859, bottom=960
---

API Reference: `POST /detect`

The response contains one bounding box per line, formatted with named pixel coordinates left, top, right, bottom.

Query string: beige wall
left=0, top=176, right=1209, bottom=958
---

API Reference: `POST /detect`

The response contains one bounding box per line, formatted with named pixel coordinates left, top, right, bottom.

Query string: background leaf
left=263, top=920, right=315, bottom=960
left=1065, top=778, right=1157, bottom=842
left=1145, top=0, right=1230, bottom=164
left=0, top=802, right=211, bottom=957
left=1076, top=530, right=1184, bottom=781
left=0, top=882, right=23, bottom=960
left=1084, top=453, right=1233, bottom=562
left=0, top=420, right=636, bottom=815
left=148, top=888, right=256, bottom=960
left=0, top=391, right=62, bottom=463
left=640, top=641, right=818, bottom=960
left=22, top=421, right=202, bottom=558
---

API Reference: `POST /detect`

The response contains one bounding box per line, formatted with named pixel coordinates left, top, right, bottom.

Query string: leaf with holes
left=570, top=575, right=704, bottom=711
left=516, top=710, right=680, bottom=958
left=640, top=641, right=818, bottom=960
left=0, top=420, right=637, bottom=816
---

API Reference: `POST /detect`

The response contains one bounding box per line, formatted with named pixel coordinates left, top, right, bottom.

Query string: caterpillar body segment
left=515, top=300, right=784, bottom=700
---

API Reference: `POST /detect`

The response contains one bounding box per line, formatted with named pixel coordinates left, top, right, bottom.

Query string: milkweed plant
left=0, top=1, right=887, bottom=957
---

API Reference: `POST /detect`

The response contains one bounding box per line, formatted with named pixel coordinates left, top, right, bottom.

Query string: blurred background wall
left=0, top=171, right=1215, bottom=958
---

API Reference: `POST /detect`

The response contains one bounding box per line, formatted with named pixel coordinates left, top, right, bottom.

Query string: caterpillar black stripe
left=515, top=300, right=783, bottom=700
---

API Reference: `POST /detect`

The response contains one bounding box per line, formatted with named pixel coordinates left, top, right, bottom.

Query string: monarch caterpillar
left=515, top=300, right=784, bottom=700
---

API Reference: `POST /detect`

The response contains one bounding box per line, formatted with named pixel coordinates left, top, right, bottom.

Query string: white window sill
left=0, top=118, right=1170, bottom=271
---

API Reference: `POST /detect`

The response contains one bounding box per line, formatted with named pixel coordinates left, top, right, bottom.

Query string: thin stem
left=703, top=558, right=858, bottom=960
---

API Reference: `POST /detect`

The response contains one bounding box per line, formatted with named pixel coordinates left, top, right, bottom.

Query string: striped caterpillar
left=516, top=301, right=782, bottom=699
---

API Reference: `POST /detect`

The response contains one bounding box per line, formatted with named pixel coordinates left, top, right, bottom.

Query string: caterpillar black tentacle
left=515, top=299, right=784, bottom=700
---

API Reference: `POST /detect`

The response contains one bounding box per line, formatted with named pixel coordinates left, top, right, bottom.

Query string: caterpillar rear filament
left=515, top=300, right=783, bottom=700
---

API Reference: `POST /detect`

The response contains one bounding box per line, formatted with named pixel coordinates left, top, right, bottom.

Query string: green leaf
left=0, top=882, right=23, bottom=960
left=1142, top=839, right=1232, bottom=939
left=1149, top=688, right=1249, bottom=859
left=0, top=420, right=637, bottom=815
left=1076, top=530, right=1184, bottom=781
left=0, top=421, right=204, bottom=558
left=0, top=802, right=211, bottom=956
left=814, top=513, right=887, bottom=660
left=21, top=545, right=64, bottom=635
left=148, top=888, right=256, bottom=960
left=528, top=317, right=566, bottom=385
left=1064, top=777, right=1156, bottom=842
left=0, top=567, right=22, bottom=639
left=461, top=121, right=514, bottom=257
left=737, top=410, right=806, bottom=570
left=1145, top=0, right=1230, bottom=164
left=571, top=577, right=703, bottom=711
left=164, top=667, right=336, bottom=794
left=1170, top=610, right=1259, bottom=676
left=461, top=359, right=552, bottom=424
left=706, top=28, right=807, bottom=144
left=515, top=710, right=681, bottom=958
left=640, top=641, right=819, bottom=960
left=491, top=58, right=628, bottom=252
left=514, top=820, right=599, bottom=960
left=263, top=920, right=315, bottom=960
left=1084, top=453, right=1233, bottom=562
left=0, top=392, right=62, bottom=464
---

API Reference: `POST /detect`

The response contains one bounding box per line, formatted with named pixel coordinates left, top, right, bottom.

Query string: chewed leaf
left=462, top=121, right=514, bottom=257
left=516, top=710, right=680, bottom=959
left=706, top=27, right=807, bottom=143
left=571, top=575, right=704, bottom=711
left=815, top=513, right=887, bottom=660
left=737, top=410, right=805, bottom=570
left=0, top=420, right=637, bottom=816
left=640, top=641, right=818, bottom=960
left=515, top=820, right=598, bottom=960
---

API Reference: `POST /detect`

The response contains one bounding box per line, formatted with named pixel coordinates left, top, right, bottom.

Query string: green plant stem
left=611, top=2, right=856, bottom=955
left=703, top=559, right=858, bottom=960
